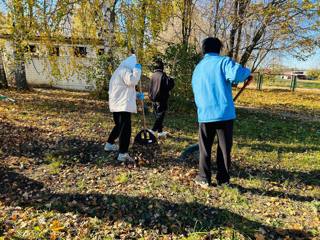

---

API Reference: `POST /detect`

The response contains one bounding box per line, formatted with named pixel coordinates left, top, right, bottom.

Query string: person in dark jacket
left=192, top=37, right=252, bottom=187
left=148, top=59, right=174, bottom=137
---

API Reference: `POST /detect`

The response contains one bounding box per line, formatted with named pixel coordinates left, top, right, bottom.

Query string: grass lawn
left=0, top=88, right=319, bottom=240
left=251, top=76, right=320, bottom=90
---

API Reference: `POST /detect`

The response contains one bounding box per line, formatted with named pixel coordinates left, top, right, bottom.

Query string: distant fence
left=252, top=73, right=320, bottom=91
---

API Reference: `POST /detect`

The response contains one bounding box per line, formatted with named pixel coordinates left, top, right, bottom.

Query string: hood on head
left=119, top=54, right=137, bottom=70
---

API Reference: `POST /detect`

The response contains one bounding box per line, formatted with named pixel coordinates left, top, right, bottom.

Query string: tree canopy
left=0, top=0, right=319, bottom=90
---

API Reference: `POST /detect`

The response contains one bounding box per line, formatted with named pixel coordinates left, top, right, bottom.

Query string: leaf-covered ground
left=0, top=88, right=319, bottom=240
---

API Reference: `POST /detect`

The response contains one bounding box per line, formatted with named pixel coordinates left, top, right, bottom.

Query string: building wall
left=2, top=41, right=102, bottom=91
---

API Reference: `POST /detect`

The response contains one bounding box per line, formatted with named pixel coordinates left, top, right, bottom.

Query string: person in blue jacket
left=192, top=37, right=252, bottom=187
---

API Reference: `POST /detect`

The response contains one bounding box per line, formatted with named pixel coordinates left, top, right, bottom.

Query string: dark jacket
left=149, top=70, right=174, bottom=102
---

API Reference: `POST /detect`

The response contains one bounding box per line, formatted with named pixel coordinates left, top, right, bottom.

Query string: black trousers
left=107, top=112, right=131, bottom=154
left=198, top=120, right=233, bottom=184
left=152, top=101, right=167, bottom=133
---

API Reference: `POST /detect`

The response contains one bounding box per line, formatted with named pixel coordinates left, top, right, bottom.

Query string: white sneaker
left=104, top=142, right=119, bottom=152
left=158, top=131, right=168, bottom=138
left=117, top=153, right=134, bottom=162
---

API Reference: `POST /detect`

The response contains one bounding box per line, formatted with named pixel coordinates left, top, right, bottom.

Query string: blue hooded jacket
left=192, top=53, right=251, bottom=123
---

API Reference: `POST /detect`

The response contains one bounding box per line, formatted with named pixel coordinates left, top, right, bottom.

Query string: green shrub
left=161, top=43, right=201, bottom=101
left=86, top=54, right=119, bottom=100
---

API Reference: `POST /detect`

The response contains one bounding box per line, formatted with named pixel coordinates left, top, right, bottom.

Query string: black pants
left=198, top=120, right=233, bottom=184
left=152, top=101, right=167, bottom=133
left=107, top=112, right=131, bottom=154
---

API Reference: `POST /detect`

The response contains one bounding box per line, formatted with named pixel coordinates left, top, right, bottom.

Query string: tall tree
left=0, top=12, right=8, bottom=88
left=0, top=49, right=7, bottom=88
left=1, top=0, right=83, bottom=89
left=10, top=0, right=31, bottom=90
left=181, top=0, right=193, bottom=46
left=119, top=0, right=173, bottom=63
left=96, top=0, right=119, bottom=68
left=196, top=0, right=320, bottom=70
left=172, top=0, right=197, bottom=47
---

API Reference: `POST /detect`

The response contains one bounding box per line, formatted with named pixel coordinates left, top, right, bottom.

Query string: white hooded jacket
left=108, top=54, right=142, bottom=113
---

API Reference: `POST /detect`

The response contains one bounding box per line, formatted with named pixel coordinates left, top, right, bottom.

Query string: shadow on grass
left=22, top=97, right=108, bottom=115
left=7, top=89, right=108, bottom=115
left=0, top=165, right=314, bottom=239
left=0, top=121, right=106, bottom=164
left=232, top=162, right=320, bottom=187
left=1, top=121, right=319, bottom=188
left=180, top=150, right=320, bottom=188
left=230, top=184, right=319, bottom=202
left=237, top=142, right=320, bottom=154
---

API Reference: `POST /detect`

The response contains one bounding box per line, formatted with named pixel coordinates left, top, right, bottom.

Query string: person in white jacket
left=104, top=54, right=142, bottom=162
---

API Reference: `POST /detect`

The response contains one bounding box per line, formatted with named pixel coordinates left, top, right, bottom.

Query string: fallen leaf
left=254, top=233, right=265, bottom=240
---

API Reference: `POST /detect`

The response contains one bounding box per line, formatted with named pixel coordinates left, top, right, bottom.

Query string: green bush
left=168, top=95, right=196, bottom=114
left=86, top=54, right=119, bottom=99
left=86, top=44, right=201, bottom=104
left=161, top=44, right=201, bottom=101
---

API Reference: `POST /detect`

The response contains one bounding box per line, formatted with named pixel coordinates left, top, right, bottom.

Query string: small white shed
left=1, top=34, right=105, bottom=91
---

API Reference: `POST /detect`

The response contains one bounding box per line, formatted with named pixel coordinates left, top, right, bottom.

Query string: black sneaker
left=194, top=176, right=211, bottom=188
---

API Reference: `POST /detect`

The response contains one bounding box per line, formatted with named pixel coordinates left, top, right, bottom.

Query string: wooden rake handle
left=138, top=73, right=147, bottom=131
left=233, top=76, right=253, bottom=102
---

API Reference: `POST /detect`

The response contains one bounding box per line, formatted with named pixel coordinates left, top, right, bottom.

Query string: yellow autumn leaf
left=291, top=223, right=303, bottom=230
left=50, top=232, right=57, bottom=240
left=50, top=220, right=64, bottom=232
left=11, top=214, right=18, bottom=221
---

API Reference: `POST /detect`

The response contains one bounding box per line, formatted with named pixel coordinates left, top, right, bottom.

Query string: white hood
left=108, top=54, right=141, bottom=113
left=119, top=54, right=137, bottom=70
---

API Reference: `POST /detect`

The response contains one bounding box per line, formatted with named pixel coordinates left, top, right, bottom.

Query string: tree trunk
left=212, top=0, right=221, bottom=36
left=12, top=43, right=29, bottom=90
left=181, top=0, right=192, bottom=47
left=12, top=0, right=29, bottom=90
left=137, top=0, right=147, bottom=62
left=239, top=0, right=283, bottom=66
left=101, top=2, right=109, bottom=55
left=0, top=54, right=8, bottom=89
left=228, top=0, right=239, bottom=58
left=234, top=24, right=242, bottom=61
left=14, top=60, right=28, bottom=90
left=107, top=0, right=119, bottom=70
left=240, top=25, right=266, bottom=66
left=234, top=0, right=249, bottom=61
